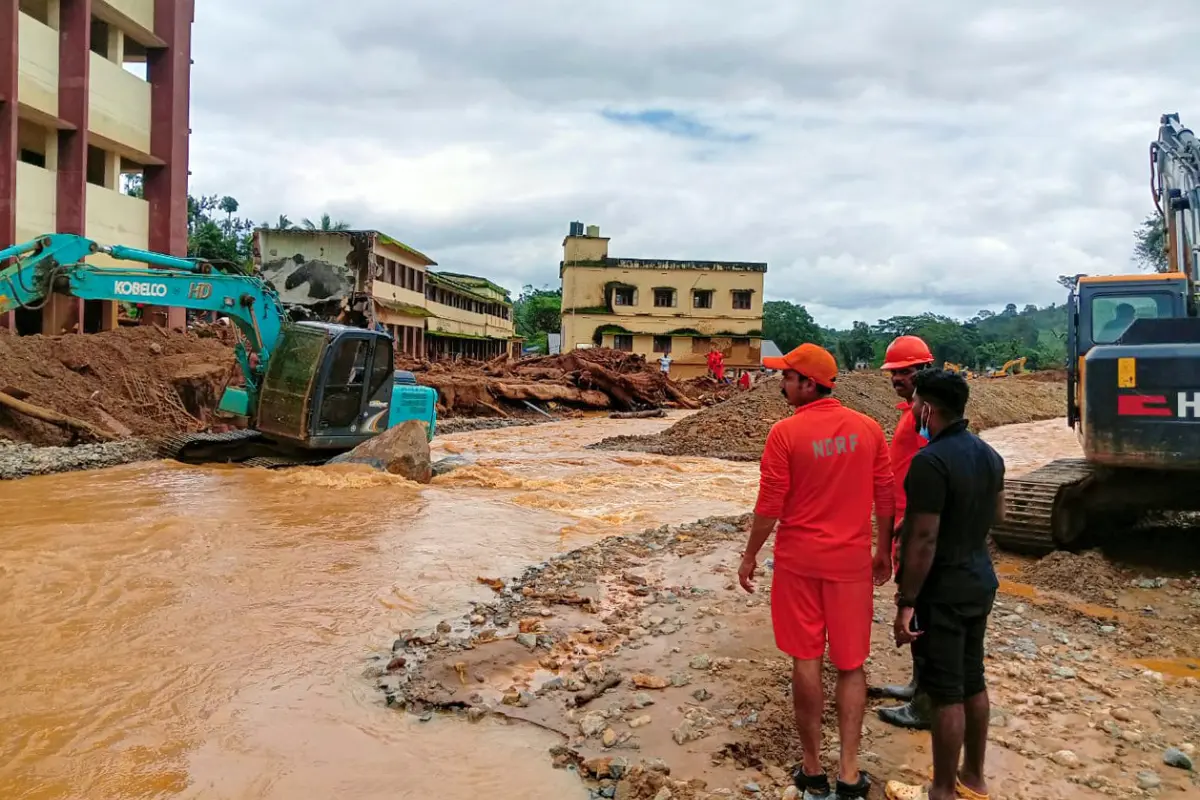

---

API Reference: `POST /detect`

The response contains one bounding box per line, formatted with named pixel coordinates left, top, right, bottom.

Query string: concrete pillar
left=0, top=0, right=17, bottom=251
left=50, top=0, right=90, bottom=334
left=143, top=0, right=193, bottom=331
left=103, top=148, right=119, bottom=189
left=46, top=0, right=61, bottom=29
left=108, top=25, right=123, bottom=63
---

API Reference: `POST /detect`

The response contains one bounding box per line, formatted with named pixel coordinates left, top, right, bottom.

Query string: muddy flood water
left=0, top=415, right=1080, bottom=799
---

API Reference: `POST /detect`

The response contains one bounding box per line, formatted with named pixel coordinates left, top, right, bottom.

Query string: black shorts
left=912, top=592, right=995, bottom=706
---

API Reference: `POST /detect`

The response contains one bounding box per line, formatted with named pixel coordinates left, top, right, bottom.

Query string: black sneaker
left=792, top=765, right=831, bottom=799
left=834, top=771, right=872, bottom=799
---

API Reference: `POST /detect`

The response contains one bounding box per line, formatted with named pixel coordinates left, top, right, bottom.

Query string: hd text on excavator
left=991, top=113, right=1200, bottom=554
left=0, top=233, right=437, bottom=467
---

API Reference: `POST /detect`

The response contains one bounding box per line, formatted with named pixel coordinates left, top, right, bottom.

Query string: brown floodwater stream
left=0, top=415, right=1080, bottom=799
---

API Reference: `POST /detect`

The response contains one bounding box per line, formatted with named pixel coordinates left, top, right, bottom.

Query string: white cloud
left=187, top=0, right=1199, bottom=328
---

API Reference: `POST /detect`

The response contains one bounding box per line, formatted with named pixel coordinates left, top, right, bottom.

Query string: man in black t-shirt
left=885, top=370, right=1005, bottom=800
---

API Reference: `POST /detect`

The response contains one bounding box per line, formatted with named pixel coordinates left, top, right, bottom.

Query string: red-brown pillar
left=0, top=0, right=16, bottom=329
left=143, top=0, right=193, bottom=330
left=47, top=0, right=90, bottom=334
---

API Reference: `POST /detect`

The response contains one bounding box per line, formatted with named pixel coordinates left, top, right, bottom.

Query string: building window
left=18, top=149, right=45, bottom=168
left=733, top=337, right=750, bottom=347
left=691, top=337, right=712, bottom=354
left=653, top=336, right=672, bottom=354
left=613, top=334, right=634, bottom=351
left=613, top=287, right=636, bottom=306
left=653, top=288, right=675, bottom=308
left=692, top=290, right=714, bottom=309
left=732, top=290, right=753, bottom=310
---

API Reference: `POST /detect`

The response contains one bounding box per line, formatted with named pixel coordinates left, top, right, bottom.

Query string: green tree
left=1133, top=213, right=1169, bottom=272
left=762, top=300, right=823, bottom=352
left=274, top=214, right=295, bottom=230
left=302, top=213, right=351, bottom=232
left=513, top=285, right=562, bottom=353
left=188, top=194, right=254, bottom=273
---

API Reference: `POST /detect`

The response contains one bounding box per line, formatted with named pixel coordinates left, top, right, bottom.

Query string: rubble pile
left=594, top=371, right=1068, bottom=460
left=0, top=326, right=237, bottom=447
left=398, top=348, right=735, bottom=418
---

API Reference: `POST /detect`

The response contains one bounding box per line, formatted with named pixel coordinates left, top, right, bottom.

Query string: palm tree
left=274, top=214, right=294, bottom=230
left=301, top=213, right=351, bottom=232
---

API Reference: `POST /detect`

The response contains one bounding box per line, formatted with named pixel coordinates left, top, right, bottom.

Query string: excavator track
left=991, top=458, right=1095, bottom=556
left=241, top=454, right=331, bottom=470
left=157, top=429, right=269, bottom=464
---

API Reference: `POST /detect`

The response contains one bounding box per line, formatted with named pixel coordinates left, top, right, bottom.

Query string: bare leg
left=835, top=667, right=866, bottom=783
left=959, top=689, right=990, bottom=795
left=791, top=657, right=824, bottom=776
left=929, top=702, right=965, bottom=800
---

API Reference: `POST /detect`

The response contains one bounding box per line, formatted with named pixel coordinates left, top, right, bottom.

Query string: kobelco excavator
left=991, top=113, right=1200, bottom=554
left=0, top=233, right=437, bottom=467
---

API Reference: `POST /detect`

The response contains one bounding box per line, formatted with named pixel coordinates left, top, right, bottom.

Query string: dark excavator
left=991, top=113, right=1200, bottom=554
left=0, top=233, right=437, bottom=467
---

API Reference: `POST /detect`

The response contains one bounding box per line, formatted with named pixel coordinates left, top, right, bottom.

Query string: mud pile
left=0, top=327, right=237, bottom=447
left=399, top=348, right=733, bottom=418
left=593, top=372, right=1066, bottom=460
left=1020, top=550, right=1129, bottom=605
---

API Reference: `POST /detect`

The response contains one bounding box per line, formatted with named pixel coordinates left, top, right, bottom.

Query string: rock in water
left=327, top=420, right=433, bottom=482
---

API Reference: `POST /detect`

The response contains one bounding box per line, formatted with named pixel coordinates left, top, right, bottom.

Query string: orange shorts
left=771, top=571, right=873, bottom=670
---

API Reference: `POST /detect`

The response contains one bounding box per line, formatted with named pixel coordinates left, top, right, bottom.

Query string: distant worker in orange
left=707, top=346, right=726, bottom=382
left=739, top=343, right=894, bottom=799
left=738, top=369, right=752, bottom=391
left=875, top=335, right=936, bottom=731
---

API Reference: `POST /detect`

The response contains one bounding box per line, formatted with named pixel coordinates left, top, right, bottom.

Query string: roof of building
left=428, top=271, right=513, bottom=305
left=563, top=256, right=767, bottom=273
left=257, top=227, right=438, bottom=266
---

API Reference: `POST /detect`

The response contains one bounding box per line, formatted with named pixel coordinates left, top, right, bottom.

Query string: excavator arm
left=1152, top=113, right=1200, bottom=282
left=0, top=233, right=289, bottom=412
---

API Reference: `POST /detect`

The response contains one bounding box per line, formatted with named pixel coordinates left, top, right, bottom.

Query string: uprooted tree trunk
left=0, top=389, right=118, bottom=442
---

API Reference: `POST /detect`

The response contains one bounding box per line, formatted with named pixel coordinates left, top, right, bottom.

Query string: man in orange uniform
left=739, top=343, right=895, bottom=800
left=875, top=335, right=936, bottom=730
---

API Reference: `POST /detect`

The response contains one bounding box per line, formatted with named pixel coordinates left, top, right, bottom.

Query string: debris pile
left=593, top=371, right=1067, bottom=460
left=0, top=326, right=237, bottom=447
left=398, top=348, right=732, bottom=417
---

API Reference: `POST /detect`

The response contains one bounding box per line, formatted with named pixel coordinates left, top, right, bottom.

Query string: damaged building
left=253, top=228, right=517, bottom=360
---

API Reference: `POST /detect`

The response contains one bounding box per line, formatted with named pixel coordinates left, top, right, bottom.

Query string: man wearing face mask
left=739, top=343, right=895, bottom=799
left=885, top=369, right=1005, bottom=800
left=874, top=336, right=935, bottom=730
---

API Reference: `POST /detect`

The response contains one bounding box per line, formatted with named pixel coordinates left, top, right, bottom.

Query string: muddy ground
left=593, top=374, right=1067, bottom=461
left=378, top=516, right=1200, bottom=800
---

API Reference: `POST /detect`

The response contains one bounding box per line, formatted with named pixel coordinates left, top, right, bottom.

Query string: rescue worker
left=739, top=343, right=894, bottom=799
left=707, top=346, right=726, bottom=382
left=875, top=335, right=936, bottom=731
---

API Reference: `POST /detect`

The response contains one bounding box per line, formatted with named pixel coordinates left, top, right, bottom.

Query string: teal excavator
left=0, top=233, right=437, bottom=467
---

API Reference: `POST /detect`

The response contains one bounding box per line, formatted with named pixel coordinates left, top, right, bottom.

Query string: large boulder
left=327, top=420, right=432, bottom=483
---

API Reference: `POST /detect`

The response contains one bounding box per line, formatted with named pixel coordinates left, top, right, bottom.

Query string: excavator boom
left=0, top=233, right=288, bottom=414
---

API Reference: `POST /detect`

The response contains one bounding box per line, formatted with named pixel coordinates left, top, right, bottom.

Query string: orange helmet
left=881, top=335, right=934, bottom=371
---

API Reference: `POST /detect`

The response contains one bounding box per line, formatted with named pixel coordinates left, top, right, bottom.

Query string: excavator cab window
left=1090, top=294, right=1172, bottom=344
left=319, top=337, right=371, bottom=429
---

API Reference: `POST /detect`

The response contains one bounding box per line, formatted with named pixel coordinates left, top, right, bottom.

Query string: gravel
left=0, top=438, right=155, bottom=481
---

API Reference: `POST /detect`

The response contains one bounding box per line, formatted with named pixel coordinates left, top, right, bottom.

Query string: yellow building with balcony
left=253, top=228, right=517, bottom=361
left=2, top=0, right=194, bottom=334
left=559, top=222, right=767, bottom=379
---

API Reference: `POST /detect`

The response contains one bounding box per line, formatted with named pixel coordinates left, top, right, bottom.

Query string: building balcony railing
left=17, top=11, right=59, bottom=119
left=85, top=183, right=149, bottom=263
left=89, top=52, right=152, bottom=156
left=14, top=162, right=58, bottom=245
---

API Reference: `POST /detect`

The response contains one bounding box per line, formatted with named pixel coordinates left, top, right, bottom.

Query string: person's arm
left=896, top=455, right=946, bottom=604
left=740, top=425, right=790, bottom=592
left=993, top=451, right=1007, bottom=525
left=871, top=424, right=896, bottom=585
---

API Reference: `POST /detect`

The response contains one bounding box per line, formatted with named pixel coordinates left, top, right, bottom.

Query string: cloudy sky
left=187, top=1, right=1197, bottom=329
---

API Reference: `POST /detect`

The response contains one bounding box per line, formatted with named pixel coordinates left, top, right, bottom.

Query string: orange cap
left=762, top=343, right=839, bottom=388
left=881, top=335, right=934, bottom=371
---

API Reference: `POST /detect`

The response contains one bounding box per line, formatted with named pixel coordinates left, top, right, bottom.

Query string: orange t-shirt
left=889, top=401, right=929, bottom=526
left=754, top=398, right=895, bottom=582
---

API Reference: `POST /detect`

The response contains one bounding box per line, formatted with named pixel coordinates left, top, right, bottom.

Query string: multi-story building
left=253, top=228, right=516, bottom=360
left=559, top=222, right=767, bottom=379
left=1, top=0, right=194, bottom=335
